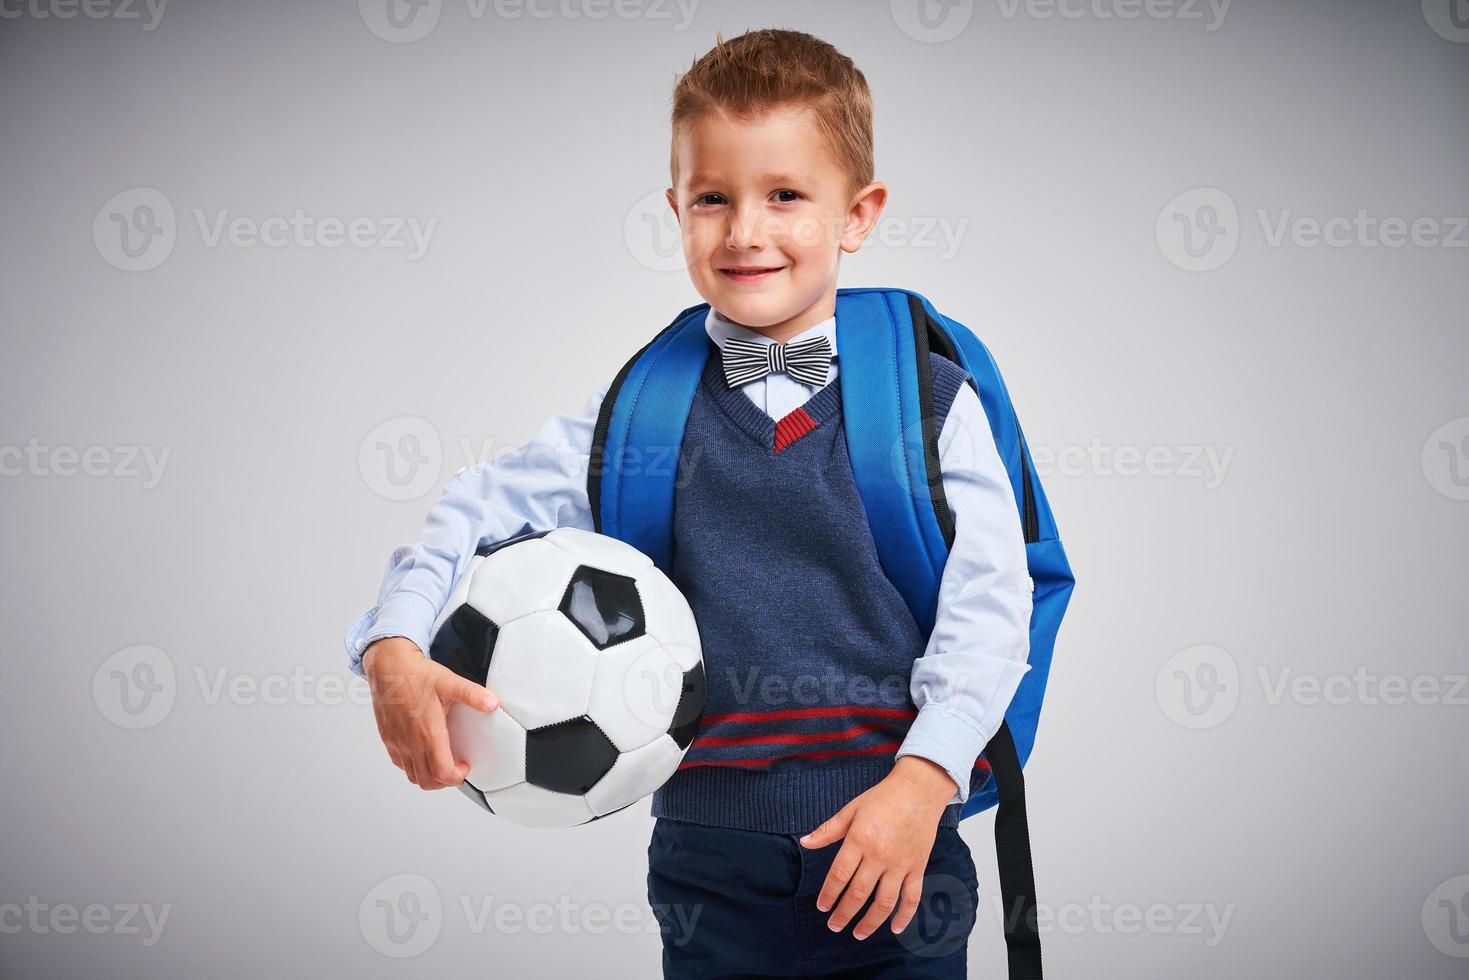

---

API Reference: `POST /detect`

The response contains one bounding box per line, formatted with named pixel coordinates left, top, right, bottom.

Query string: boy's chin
left=705, top=291, right=794, bottom=328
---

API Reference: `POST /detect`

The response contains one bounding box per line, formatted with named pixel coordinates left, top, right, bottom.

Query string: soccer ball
left=426, top=526, right=705, bottom=827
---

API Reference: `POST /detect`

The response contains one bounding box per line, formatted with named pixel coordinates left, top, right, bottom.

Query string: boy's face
left=666, top=104, right=886, bottom=343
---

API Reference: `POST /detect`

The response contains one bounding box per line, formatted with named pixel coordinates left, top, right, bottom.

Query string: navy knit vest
left=650, top=341, right=973, bottom=834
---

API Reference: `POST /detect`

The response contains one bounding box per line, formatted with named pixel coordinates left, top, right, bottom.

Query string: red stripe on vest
left=773, top=406, right=818, bottom=453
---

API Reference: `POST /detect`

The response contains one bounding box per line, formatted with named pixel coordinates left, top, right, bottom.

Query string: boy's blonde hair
left=669, top=29, right=874, bottom=199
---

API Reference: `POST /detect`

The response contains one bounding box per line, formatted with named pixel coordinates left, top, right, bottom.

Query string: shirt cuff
left=894, top=701, right=999, bottom=807
left=344, top=591, right=438, bottom=678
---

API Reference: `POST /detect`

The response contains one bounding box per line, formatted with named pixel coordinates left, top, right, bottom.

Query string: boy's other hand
left=362, top=636, right=500, bottom=791
left=798, top=756, right=958, bottom=940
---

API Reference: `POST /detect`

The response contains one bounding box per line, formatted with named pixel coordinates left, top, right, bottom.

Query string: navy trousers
left=646, top=817, right=979, bottom=979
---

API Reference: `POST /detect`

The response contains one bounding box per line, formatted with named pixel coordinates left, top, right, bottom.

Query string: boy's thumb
left=800, top=804, right=854, bottom=848
left=438, top=669, right=499, bottom=712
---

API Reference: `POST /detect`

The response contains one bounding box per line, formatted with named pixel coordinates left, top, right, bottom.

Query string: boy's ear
left=840, top=181, right=888, bottom=254
left=665, top=187, right=680, bottom=224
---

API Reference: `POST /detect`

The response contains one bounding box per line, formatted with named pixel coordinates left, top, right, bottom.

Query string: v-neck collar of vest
left=699, top=342, right=843, bottom=454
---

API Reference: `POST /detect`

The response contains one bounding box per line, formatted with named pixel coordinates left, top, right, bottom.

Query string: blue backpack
left=588, top=286, right=1074, bottom=979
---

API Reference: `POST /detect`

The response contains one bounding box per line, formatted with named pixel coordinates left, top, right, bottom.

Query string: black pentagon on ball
left=459, top=780, right=494, bottom=814
left=429, top=604, right=499, bottom=686
left=667, top=661, right=706, bottom=749
left=558, top=565, right=645, bottom=649
left=525, top=716, right=619, bottom=795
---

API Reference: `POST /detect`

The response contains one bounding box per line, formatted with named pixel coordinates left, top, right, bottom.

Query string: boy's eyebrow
left=685, top=170, right=816, bottom=187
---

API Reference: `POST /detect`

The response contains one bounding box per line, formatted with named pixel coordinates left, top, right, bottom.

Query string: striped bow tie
left=720, top=335, right=833, bottom=390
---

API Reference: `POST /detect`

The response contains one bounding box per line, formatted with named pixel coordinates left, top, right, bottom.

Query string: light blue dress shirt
left=344, top=307, right=1033, bottom=805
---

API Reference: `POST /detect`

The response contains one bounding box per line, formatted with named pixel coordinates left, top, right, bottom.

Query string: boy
left=346, top=28, right=1033, bottom=979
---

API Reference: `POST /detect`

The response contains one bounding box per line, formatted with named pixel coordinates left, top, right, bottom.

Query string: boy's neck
left=712, top=293, right=837, bottom=345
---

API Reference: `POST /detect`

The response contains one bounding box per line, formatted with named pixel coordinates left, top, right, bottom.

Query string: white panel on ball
left=483, top=781, right=596, bottom=828
left=585, top=633, right=681, bottom=752
left=585, top=735, right=686, bottom=817
left=467, top=537, right=580, bottom=626
left=544, top=526, right=651, bottom=574
left=485, top=610, right=601, bottom=730
left=445, top=701, right=526, bottom=793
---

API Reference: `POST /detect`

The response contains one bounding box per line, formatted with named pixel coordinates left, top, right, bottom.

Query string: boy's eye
left=691, top=190, right=802, bottom=207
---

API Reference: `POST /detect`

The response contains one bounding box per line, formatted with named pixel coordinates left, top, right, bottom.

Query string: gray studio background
left=1, top=1, right=1466, bottom=977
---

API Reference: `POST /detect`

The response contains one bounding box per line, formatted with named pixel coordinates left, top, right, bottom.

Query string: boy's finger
left=801, top=801, right=854, bottom=849
left=852, top=872, right=902, bottom=940
left=890, top=874, right=924, bottom=934
left=816, top=841, right=862, bottom=914
left=827, top=861, right=882, bottom=933
left=425, top=722, right=466, bottom=788
left=435, top=667, right=499, bottom=712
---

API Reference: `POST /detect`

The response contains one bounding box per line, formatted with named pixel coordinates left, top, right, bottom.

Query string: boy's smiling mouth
left=719, top=265, right=786, bottom=282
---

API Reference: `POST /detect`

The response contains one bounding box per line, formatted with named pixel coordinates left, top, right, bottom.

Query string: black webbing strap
left=986, top=722, right=1042, bottom=979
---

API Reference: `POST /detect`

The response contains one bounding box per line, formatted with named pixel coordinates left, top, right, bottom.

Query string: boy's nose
left=725, top=205, right=766, bottom=249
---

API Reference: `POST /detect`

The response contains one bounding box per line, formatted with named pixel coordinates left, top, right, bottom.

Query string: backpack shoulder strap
left=587, top=302, right=711, bottom=575
left=832, top=289, right=953, bottom=636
